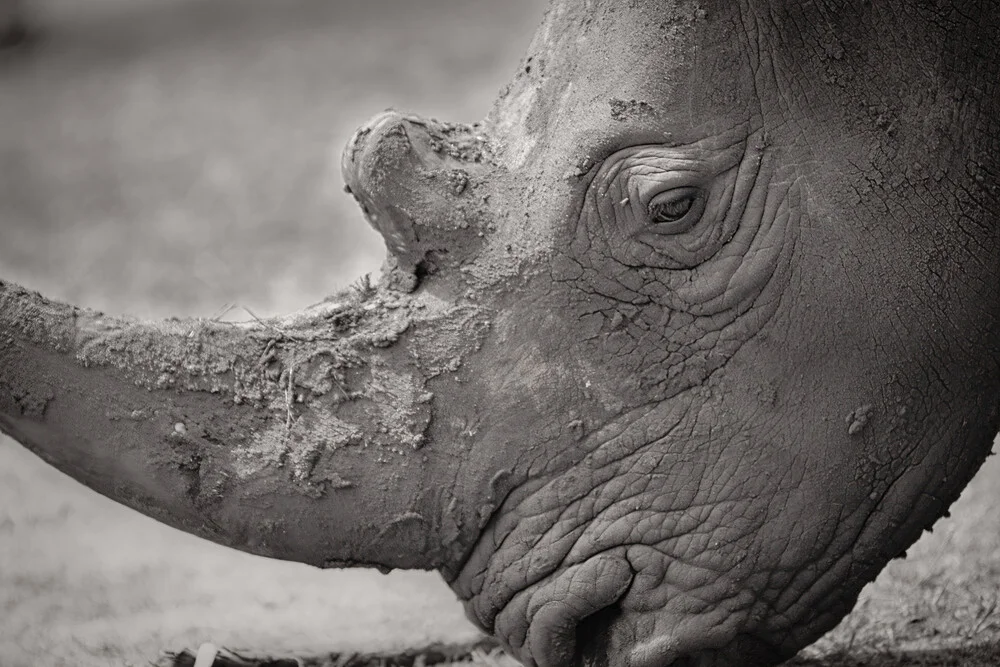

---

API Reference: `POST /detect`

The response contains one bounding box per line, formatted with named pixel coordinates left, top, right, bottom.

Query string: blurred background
left=1, top=1, right=998, bottom=666
left=0, top=0, right=544, bottom=664
left=0, top=0, right=546, bottom=317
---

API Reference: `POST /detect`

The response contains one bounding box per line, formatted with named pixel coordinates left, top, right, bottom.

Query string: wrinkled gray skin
left=2, top=1, right=1000, bottom=666
left=347, top=1, right=1000, bottom=664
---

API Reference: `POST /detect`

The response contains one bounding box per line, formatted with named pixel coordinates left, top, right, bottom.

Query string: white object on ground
left=193, top=642, right=219, bottom=667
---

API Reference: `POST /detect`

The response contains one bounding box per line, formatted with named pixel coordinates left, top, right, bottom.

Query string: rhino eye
left=647, top=187, right=704, bottom=233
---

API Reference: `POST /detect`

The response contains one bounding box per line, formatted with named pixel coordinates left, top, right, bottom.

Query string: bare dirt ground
left=0, top=1, right=997, bottom=666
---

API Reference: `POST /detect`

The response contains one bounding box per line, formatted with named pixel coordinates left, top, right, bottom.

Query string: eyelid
left=644, top=187, right=706, bottom=234
left=583, top=138, right=755, bottom=270
left=627, top=170, right=707, bottom=209
left=648, top=186, right=702, bottom=209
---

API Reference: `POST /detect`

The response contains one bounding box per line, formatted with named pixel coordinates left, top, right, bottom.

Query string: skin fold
left=1, top=1, right=999, bottom=666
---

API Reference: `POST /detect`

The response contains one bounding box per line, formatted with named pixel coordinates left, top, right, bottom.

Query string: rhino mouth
left=448, top=388, right=856, bottom=667
left=576, top=608, right=785, bottom=667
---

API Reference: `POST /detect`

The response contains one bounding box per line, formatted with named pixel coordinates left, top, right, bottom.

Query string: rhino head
left=2, top=1, right=998, bottom=666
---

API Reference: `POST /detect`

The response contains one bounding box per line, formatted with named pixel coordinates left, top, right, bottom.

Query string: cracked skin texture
left=2, top=1, right=1000, bottom=666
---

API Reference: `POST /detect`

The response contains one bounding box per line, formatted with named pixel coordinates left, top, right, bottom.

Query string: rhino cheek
left=448, top=77, right=995, bottom=666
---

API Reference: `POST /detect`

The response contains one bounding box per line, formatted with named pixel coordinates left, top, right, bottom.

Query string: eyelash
left=644, top=187, right=705, bottom=234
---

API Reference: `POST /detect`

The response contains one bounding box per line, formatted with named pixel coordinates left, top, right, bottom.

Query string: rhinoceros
left=1, top=0, right=998, bottom=665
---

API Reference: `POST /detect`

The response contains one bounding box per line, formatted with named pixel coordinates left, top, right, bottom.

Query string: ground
left=0, top=1, right=997, bottom=666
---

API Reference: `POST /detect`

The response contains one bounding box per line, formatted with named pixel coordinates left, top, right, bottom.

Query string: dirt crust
left=160, top=639, right=502, bottom=667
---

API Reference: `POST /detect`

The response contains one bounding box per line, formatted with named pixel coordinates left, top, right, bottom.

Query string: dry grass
left=791, top=450, right=1000, bottom=666
left=1, top=2, right=999, bottom=666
